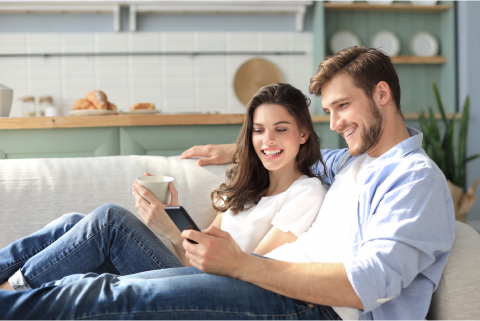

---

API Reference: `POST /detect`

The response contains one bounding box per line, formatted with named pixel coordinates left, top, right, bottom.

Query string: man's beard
left=348, top=101, right=384, bottom=156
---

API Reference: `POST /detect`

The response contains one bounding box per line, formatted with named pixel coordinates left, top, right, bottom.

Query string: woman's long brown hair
left=211, top=83, right=327, bottom=215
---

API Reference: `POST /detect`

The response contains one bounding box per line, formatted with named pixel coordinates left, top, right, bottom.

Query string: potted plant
left=418, top=81, right=480, bottom=222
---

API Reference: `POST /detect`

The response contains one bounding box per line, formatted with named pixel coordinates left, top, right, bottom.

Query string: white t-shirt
left=265, top=154, right=376, bottom=321
left=221, top=175, right=327, bottom=253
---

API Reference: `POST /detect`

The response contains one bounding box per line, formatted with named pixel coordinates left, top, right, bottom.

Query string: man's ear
left=376, top=81, right=391, bottom=106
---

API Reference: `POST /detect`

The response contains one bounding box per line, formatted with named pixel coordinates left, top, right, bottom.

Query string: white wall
left=457, top=1, right=480, bottom=232
left=0, top=32, right=315, bottom=116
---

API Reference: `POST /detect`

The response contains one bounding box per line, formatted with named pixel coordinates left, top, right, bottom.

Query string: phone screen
left=164, top=206, right=200, bottom=244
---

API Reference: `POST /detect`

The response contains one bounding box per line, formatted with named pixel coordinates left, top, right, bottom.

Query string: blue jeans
left=0, top=203, right=183, bottom=289
left=0, top=268, right=340, bottom=320
left=0, top=204, right=339, bottom=320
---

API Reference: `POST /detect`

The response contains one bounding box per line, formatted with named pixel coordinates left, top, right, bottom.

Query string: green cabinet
left=0, top=122, right=343, bottom=159
left=313, top=2, right=456, bottom=114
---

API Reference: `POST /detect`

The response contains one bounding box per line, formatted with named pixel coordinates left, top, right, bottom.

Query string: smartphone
left=164, top=206, right=200, bottom=244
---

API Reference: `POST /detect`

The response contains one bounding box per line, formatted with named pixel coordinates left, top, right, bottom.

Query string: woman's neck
left=264, top=164, right=303, bottom=197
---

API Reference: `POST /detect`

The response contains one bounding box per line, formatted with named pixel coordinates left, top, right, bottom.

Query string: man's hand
left=182, top=226, right=251, bottom=278
left=180, top=144, right=236, bottom=166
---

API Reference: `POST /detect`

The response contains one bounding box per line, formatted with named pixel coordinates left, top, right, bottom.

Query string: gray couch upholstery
left=1, top=155, right=479, bottom=319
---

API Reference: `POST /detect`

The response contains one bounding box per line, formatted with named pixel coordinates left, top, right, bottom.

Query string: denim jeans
left=0, top=203, right=340, bottom=320
left=0, top=268, right=340, bottom=320
left=0, top=204, right=183, bottom=289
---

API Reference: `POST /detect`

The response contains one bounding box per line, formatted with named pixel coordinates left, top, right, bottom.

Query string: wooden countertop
left=0, top=112, right=457, bottom=130
left=0, top=113, right=329, bottom=129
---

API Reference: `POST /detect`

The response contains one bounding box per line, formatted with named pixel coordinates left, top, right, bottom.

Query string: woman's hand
left=132, top=172, right=182, bottom=243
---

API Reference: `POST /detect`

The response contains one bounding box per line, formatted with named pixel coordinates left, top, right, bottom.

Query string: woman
left=0, top=83, right=327, bottom=291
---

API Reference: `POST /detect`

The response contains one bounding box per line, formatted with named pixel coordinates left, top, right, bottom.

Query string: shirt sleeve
left=343, top=167, right=455, bottom=313
left=271, top=178, right=327, bottom=237
left=315, top=148, right=352, bottom=185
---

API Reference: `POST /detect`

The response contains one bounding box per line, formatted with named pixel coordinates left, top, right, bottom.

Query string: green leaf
left=457, top=96, right=470, bottom=179
left=428, top=107, right=441, bottom=143
left=432, top=82, right=447, bottom=125
left=443, top=116, right=456, bottom=183
left=466, top=154, right=480, bottom=163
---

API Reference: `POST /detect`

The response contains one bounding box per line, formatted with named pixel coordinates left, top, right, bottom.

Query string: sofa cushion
left=0, top=156, right=230, bottom=250
left=427, top=221, right=480, bottom=320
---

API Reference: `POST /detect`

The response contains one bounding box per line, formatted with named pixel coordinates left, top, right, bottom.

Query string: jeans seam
left=76, top=306, right=320, bottom=320
left=0, top=239, right=59, bottom=274
left=28, top=223, right=168, bottom=282
left=320, top=305, right=336, bottom=320
left=110, top=222, right=175, bottom=269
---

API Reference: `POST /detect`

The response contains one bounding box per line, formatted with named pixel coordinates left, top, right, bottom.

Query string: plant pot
left=447, top=179, right=479, bottom=223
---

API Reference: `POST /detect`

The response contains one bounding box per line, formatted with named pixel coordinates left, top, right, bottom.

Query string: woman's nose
left=263, top=131, right=275, bottom=144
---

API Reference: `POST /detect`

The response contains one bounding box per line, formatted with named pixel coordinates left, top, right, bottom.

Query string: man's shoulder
left=375, top=147, right=446, bottom=187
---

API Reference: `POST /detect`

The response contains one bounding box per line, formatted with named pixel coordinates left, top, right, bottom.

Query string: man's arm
left=180, top=144, right=236, bottom=166
left=182, top=226, right=364, bottom=310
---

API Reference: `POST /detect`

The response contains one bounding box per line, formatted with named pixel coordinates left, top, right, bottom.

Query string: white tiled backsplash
left=0, top=32, right=315, bottom=116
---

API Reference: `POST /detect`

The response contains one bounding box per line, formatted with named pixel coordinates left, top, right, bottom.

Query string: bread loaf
left=85, top=90, right=108, bottom=110
left=130, top=103, right=155, bottom=111
left=107, top=102, right=117, bottom=111
left=73, top=99, right=95, bottom=110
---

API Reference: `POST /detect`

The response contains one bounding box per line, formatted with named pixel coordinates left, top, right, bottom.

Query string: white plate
left=328, top=0, right=355, bottom=3
left=68, top=110, right=116, bottom=116
left=410, top=32, right=439, bottom=57
left=367, top=0, right=393, bottom=4
left=410, top=0, right=437, bottom=5
left=119, top=109, right=161, bottom=115
left=330, top=30, right=361, bottom=54
left=371, top=30, right=401, bottom=56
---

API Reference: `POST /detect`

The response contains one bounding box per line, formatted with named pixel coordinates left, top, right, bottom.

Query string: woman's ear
left=300, top=132, right=309, bottom=144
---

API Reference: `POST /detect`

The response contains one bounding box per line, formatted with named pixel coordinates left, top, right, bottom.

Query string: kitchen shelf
left=324, top=3, right=451, bottom=12
left=391, top=56, right=446, bottom=64
left=0, top=113, right=459, bottom=130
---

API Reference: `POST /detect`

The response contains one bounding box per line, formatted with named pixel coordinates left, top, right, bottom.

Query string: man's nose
left=329, top=110, right=343, bottom=131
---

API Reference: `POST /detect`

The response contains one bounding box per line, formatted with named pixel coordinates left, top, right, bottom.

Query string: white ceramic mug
left=0, top=84, right=13, bottom=117
left=136, top=175, right=174, bottom=204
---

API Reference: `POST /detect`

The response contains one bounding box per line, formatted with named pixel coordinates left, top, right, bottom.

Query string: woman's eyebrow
left=253, top=121, right=291, bottom=126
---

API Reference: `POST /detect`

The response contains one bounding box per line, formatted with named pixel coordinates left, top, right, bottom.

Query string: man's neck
left=366, top=113, right=410, bottom=158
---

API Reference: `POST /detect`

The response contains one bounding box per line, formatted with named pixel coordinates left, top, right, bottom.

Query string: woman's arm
left=253, top=227, right=297, bottom=256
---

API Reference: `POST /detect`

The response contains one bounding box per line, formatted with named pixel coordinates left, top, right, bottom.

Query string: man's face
left=321, top=74, right=384, bottom=156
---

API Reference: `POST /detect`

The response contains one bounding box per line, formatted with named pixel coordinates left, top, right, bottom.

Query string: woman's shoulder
left=288, top=175, right=326, bottom=194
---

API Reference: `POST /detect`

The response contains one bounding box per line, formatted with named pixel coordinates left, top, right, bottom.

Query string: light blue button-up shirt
left=315, top=127, right=456, bottom=320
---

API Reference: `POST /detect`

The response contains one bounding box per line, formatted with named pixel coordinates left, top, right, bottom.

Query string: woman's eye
left=253, top=128, right=262, bottom=133
left=276, top=128, right=287, bottom=132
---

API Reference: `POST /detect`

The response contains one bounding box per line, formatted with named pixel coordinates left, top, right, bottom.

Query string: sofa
left=1, top=155, right=479, bottom=320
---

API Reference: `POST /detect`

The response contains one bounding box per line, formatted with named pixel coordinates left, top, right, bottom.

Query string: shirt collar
left=374, top=126, right=423, bottom=163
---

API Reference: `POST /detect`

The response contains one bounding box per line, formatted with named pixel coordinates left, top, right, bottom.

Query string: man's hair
left=211, top=83, right=327, bottom=215
left=309, top=46, right=402, bottom=115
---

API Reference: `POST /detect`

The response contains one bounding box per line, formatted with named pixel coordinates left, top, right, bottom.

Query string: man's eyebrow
left=327, top=97, right=351, bottom=107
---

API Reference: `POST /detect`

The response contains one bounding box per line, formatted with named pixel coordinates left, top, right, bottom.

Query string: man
left=0, top=46, right=454, bottom=320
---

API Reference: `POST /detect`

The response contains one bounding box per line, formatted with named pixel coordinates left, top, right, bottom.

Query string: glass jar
left=39, top=96, right=57, bottom=117
left=21, top=96, right=36, bottom=117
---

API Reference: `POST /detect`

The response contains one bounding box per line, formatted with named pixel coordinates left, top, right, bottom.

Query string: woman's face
left=252, top=104, right=307, bottom=173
